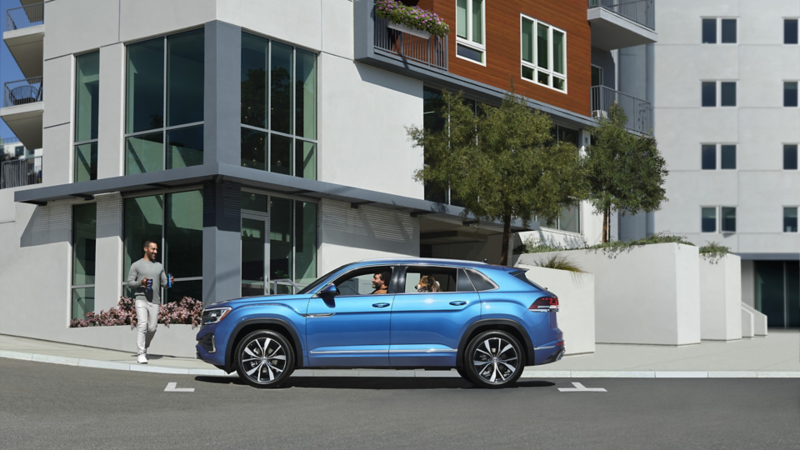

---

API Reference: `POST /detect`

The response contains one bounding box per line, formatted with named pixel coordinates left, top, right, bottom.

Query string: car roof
left=356, top=257, right=514, bottom=271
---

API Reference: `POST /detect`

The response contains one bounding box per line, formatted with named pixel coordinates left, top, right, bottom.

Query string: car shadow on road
left=194, top=376, right=556, bottom=390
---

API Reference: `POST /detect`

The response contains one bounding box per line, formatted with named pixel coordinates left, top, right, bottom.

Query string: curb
left=2, top=351, right=800, bottom=378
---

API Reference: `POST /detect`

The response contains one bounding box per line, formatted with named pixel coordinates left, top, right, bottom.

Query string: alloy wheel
left=469, top=333, right=522, bottom=387
left=237, top=332, right=292, bottom=386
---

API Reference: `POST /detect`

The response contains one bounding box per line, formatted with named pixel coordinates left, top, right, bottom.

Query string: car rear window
left=511, top=270, right=545, bottom=290
left=466, top=269, right=498, bottom=291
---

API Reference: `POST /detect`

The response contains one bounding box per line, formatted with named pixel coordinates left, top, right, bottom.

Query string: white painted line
left=559, top=382, right=607, bottom=392
left=164, top=382, right=195, bottom=393
left=655, top=371, right=708, bottom=378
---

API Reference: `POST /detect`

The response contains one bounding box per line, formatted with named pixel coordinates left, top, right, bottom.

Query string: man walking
left=127, top=240, right=171, bottom=364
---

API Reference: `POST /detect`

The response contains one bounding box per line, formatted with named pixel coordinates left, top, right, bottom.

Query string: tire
left=456, top=367, right=473, bottom=384
left=465, top=330, right=525, bottom=389
left=235, top=330, right=295, bottom=388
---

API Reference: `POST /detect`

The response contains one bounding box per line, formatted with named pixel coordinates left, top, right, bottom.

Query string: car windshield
left=297, top=264, right=349, bottom=294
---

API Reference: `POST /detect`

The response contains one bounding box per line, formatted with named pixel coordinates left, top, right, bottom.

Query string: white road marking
left=558, top=382, right=607, bottom=392
left=164, top=382, right=195, bottom=393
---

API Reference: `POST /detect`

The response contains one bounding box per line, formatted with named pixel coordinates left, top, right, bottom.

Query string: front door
left=306, top=266, right=395, bottom=367
left=241, top=213, right=269, bottom=297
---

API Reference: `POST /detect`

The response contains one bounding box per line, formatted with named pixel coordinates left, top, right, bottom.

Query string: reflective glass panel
left=785, top=19, right=799, bottom=44
left=241, top=128, right=267, bottom=171
left=702, top=19, right=716, bottom=43
left=166, top=125, right=203, bottom=169
left=296, top=140, right=316, bottom=180
left=558, top=204, right=580, bottom=233
left=126, top=132, right=164, bottom=174
left=295, top=201, right=317, bottom=289
left=785, top=145, right=798, bottom=170
left=123, top=195, right=164, bottom=297
left=721, top=207, right=736, bottom=232
left=702, top=82, right=716, bottom=107
left=75, top=51, right=99, bottom=142
left=784, top=207, right=798, bottom=232
left=167, top=29, right=204, bottom=126
left=166, top=280, right=202, bottom=303
left=537, top=24, right=549, bottom=69
left=702, top=145, right=716, bottom=169
left=553, top=30, right=565, bottom=75
left=456, top=0, right=467, bottom=39
left=553, top=77, right=565, bottom=91
left=165, top=190, right=203, bottom=279
left=522, top=18, right=533, bottom=63
left=241, top=191, right=268, bottom=213
left=126, top=38, right=164, bottom=133
left=471, top=0, right=483, bottom=44
left=721, top=82, right=736, bottom=107
left=721, top=19, right=736, bottom=43
left=270, top=197, right=293, bottom=294
left=295, top=49, right=317, bottom=139
left=456, top=43, right=483, bottom=63
left=241, top=217, right=266, bottom=297
left=784, top=82, right=798, bottom=107
left=271, top=42, right=293, bottom=134
left=720, top=145, right=736, bottom=169
left=271, top=134, right=292, bottom=176
left=241, top=33, right=268, bottom=129
left=73, top=203, right=97, bottom=286
left=702, top=207, right=716, bottom=232
left=522, top=66, right=534, bottom=81
left=754, top=261, right=785, bottom=327
left=787, top=261, right=800, bottom=327
left=74, top=142, right=98, bottom=182
left=71, top=287, right=95, bottom=321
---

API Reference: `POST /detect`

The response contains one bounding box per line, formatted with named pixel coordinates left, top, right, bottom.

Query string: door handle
left=449, top=301, right=467, bottom=306
left=372, top=302, right=391, bottom=308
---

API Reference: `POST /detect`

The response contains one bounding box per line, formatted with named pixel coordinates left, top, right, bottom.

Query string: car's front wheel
left=235, top=330, right=295, bottom=388
left=465, top=330, right=524, bottom=388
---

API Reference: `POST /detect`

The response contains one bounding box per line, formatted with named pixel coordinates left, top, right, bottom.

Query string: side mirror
left=319, top=284, right=337, bottom=297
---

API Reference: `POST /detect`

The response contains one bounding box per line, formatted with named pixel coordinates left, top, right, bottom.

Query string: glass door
left=241, top=213, right=269, bottom=297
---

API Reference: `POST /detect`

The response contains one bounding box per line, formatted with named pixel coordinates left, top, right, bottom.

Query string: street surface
left=1, top=359, right=799, bottom=449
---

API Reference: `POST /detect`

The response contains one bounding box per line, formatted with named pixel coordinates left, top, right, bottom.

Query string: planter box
left=65, top=325, right=199, bottom=358
left=518, top=243, right=701, bottom=346
left=387, top=21, right=431, bottom=39
left=699, top=254, right=742, bottom=341
left=517, top=264, right=595, bottom=355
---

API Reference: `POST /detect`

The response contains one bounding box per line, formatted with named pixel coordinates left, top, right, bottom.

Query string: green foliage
left=534, top=254, right=585, bottom=273
left=586, top=104, right=669, bottom=242
left=699, top=241, right=730, bottom=263
left=516, top=232, right=694, bottom=255
left=407, top=91, right=589, bottom=265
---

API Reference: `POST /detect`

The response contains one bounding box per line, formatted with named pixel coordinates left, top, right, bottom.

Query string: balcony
left=373, top=17, right=448, bottom=71
left=1, top=77, right=43, bottom=149
left=1, top=156, right=42, bottom=189
left=591, top=86, right=652, bottom=134
left=588, top=0, right=657, bottom=50
left=4, top=2, right=44, bottom=78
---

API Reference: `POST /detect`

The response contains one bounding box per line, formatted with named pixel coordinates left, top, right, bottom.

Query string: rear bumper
left=534, top=339, right=565, bottom=365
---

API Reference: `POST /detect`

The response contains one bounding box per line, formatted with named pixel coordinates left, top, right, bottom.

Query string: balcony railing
left=3, top=77, right=43, bottom=108
left=5, top=2, right=44, bottom=32
left=374, top=17, right=448, bottom=71
left=1, top=156, right=42, bottom=189
left=591, top=86, right=652, bottom=134
left=588, top=0, right=655, bottom=30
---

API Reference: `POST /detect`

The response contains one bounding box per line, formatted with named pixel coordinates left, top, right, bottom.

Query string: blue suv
left=196, top=259, right=564, bottom=388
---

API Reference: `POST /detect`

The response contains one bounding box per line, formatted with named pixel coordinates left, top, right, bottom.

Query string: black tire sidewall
left=235, top=330, right=295, bottom=388
left=465, top=330, right=524, bottom=388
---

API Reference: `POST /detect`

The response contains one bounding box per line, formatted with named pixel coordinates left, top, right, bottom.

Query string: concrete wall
left=699, top=254, right=742, bottom=340
left=517, top=243, right=701, bottom=345
left=740, top=259, right=755, bottom=307
left=518, top=264, right=595, bottom=355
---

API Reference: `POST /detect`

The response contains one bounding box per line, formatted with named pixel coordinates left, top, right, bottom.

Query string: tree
left=585, top=103, right=669, bottom=243
left=408, top=91, right=588, bottom=266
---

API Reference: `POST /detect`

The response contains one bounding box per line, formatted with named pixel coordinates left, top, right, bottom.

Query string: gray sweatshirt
left=126, top=259, right=168, bottom=304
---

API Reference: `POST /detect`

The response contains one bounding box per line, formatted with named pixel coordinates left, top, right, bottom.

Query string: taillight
left=530, top=296, right=559, bottom=311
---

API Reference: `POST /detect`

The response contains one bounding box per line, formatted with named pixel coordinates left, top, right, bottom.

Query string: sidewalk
left=2, top=331, right=798, bottom=378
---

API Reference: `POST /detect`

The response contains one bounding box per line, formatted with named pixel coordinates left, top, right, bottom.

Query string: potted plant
left=375, top=0, right=450, bottom=39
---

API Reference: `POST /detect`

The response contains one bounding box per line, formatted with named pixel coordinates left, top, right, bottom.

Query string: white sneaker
left=138, top=353, right=148, bottom=364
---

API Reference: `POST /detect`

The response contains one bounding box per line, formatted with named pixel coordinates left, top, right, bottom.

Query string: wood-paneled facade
left=417, top=0, right=592, bottom=117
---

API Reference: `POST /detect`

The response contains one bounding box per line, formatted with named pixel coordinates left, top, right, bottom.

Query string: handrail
left=588, top=0, right=655, bottom=31
left=374, top=16, right=448, bottom=71
left=591, top=85, right=653, bottom=134
left=3, top=77, right=43, bottom=108
left=5, top=2, right=44, bottom=32
left=1, top=156, right=42, bottom=189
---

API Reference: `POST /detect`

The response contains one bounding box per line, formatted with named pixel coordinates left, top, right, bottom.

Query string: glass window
left=72, top=203, right=97, bottom=320
left=721, top=207, right=736, bottom=232
left=786, top=19, right=799, bottom=44
left=123, top=195, right=164, bottom=298
left=522, top=19, right=533, bottom=64
left=721, top=82, right=736, bottom=106
left=403, top=267, right=458, bottom=293
left=75, top=52, right=99, bottom=182
left=466, top=269, right=496, bottom=291
left=270, top=197, right=294, bottom=294
left=15, top=146, right=23, bottom=157
left=702, top=82, right=716, bottom=107
left=702, top=207, right=716, bottom=232
left=591, top=65, right=603, bottom=86
left=558, top=204, right=580, bottom=233
left=456, top=269, right=475, bottom=292
left=295, top=201, right=318, bottom=288
left=456, top=0, right=484, bottom=63
left=537, top=23, right=549, bottom=70
left=456, top=0, right=467, bottom=39
left=785, top=82, right=798, bottom=107
left=241, top=32, right=317, bottom=180
left=521, top=16, right=567, bottom=92
left=125, top=30, right=204, bottom=174
left=721, top=19, right=737, bottom=43
left=785, top=144, right=799, bottom=170
left=702, top=19, right=717, bottom=43
left=702, top=145, right=716, bottom=169
left=784, top=207, right=798, bottom=232
left=335, top=267, right=393, bottom=296
left=720, top=145, right=736, bottom=169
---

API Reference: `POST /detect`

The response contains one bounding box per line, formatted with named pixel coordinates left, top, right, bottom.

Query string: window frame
left=702, top=17, right=738, bottom=44
left=73, top=50, right=100, bottom=183
left=330, top=265, right=396, bottom=297
left=784, top=206, right=799, bottom=233
left=520, top=14, right=568, bottom=93
left=71, top=202, right=98, bottom=321
left=784, top=81, right=798, bottom=107
left=784, top=144, right=799, bottom=170
left=456, top=0, right=487, bottom=66
left=720, top=206, right=737, bottom=233
left=701, top=206, right=717, bottom=233
left=702, top=81, right=737, bottom=107
left=785, top=18, right=799, bottom=44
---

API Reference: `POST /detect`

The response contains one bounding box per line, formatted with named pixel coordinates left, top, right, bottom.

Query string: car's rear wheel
left=465, top=330, right=524, bottom=389
left=235, top=330, right=294, bottom=388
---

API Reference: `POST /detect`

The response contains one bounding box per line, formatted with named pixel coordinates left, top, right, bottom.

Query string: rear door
left=389, top=266, right=481, bottom=367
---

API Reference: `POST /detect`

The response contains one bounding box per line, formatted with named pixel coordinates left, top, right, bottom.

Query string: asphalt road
left=1, top=359, right=799, bottom=450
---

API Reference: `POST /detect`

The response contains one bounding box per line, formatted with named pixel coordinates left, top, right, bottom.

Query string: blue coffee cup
left=147, top=279, right=153, bottom=290
left=168, top=274, right=173, bottom=288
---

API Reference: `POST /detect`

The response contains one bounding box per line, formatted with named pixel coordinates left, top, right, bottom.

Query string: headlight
left=202, top=307, right=231, bottom=325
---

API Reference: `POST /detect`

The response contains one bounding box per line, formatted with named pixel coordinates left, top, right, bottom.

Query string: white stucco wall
left=740, top=259, right=755, bottom=307
left=699, top=254, right=742, bottom=340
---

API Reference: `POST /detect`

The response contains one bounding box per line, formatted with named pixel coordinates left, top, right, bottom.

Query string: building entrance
left=755, top=261, right=800, bottom=328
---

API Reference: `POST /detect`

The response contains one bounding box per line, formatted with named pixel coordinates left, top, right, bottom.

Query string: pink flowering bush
left=375, top=0, right=450, bottom=37
left=70, top=296, right=203, bottom=329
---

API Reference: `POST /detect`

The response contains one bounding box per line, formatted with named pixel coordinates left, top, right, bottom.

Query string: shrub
left=70, top=296, right=203, bottom=329
left=534, top=254, right=585, bottom=273
left=375, top=0, right=450, bottom=37
left=699, top=241, right=730, bottom=263
left=515, top=232, right=695, bottom=255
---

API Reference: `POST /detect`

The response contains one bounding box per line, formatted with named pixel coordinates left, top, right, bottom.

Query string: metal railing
left=588, top=0, right=655, bottom=30
left=5, top=2, right=44, bottom=32
left=1, top=156, right=42, bottom=189
left=3, top=77, right=43, bottom=108
left=374, top=16, right=448, bottom=71
left=591, top=86, right=652, bottom=134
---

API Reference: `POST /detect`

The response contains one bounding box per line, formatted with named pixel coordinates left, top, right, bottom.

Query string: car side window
left=466, top=269, right=497, bottom=291
left=403, top=267, right=457, bottom=293
left=333, top=266, right=393, bottom=296
left=456, top=269, right=476, bottom=292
